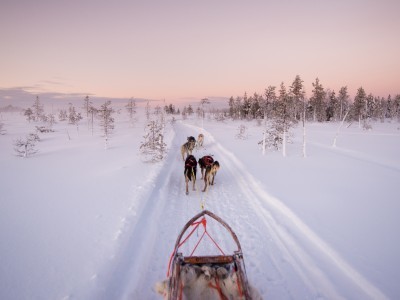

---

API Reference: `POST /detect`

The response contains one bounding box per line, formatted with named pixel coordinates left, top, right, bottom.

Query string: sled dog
left=197, top=133, right=204, bottom=148
left=154, top=263, right=262, bottom=300
left=184, top=155, right=197, bottom=195
left=202, top=161, right=220, bottom=192
left=181, top=136, right=196, bottom=161
left=198, top=155, right=214, bottom=179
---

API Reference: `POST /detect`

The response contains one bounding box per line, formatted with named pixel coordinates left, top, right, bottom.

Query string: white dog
left=197, top=133, right=204, bottom=148
left=154, top=263, right=262, bottom=300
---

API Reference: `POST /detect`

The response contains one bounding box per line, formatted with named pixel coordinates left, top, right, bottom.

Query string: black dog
left=198, top=155, right=214, bottom=179
left=184, top=155, right=197, bottom=195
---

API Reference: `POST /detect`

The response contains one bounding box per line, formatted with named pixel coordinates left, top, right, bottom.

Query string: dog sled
left=162, top=210, right=254, bottom=299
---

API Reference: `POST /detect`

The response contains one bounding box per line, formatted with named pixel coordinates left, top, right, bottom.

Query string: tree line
left=227, top=75, right=400, bottom=126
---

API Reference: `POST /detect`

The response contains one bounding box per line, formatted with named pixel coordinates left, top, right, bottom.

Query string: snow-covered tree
left=352, top=87, right=367, bottom=127
left=126, top=98, right=137, bottom=123
left=31, top=96, right=44, bottom=122
left=181, top=106, right=186, bottom=119
left=235, top=124, right=248, bottom=140
left=98, top=101, right=115, bottom=149
left=14, top=133, right=39, bottom=157
left=289, top=75, right=306, bottom=157
left=289, top=75, right=305, bottom=122
left=140, top=119, right=167, bottom=162
left=200, top=98, right=210, bottom=128
left=326, top=90, right=338, bottom=121
left=24, top=108, right=34, bottom=122
left=337, top=86, right=350, bottom=121
left=46, top=113, right=56, bottom=127
left=272, top=82, right=295, bottom=156
left=309, top=78, right=326, bottom=122
left=263, top=85, right=277, bottom=122
left=82, top=95, right=92, bottom=118
left=187, top=104, right=194, bottom=116
left=68, top=104, right=82, bottom=126
left=145, top=101, right=151, bottom=121
left=58, top=109, right=67, bottom=121
left=258, top=124, right=284, bottom=152
left=394, top=94, right=400, bottom=121
left=88, top=105, right=98, bottom=135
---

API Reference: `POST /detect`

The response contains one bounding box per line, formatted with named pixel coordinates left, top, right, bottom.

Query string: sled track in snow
left=203, top=123, right=387, bottom=300
left=98, top=121, right=389, bottom=300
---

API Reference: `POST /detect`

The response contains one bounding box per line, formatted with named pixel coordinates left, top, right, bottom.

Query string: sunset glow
left=1, top=0, right=399, bottom=102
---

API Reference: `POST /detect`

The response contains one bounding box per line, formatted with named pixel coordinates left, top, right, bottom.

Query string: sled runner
left=164, top=210, right=252, bottom=299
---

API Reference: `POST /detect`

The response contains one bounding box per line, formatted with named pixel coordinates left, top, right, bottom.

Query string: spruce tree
left=98, top=101, right=115, bottom=149
left=140, top=119, right=167, bottom=162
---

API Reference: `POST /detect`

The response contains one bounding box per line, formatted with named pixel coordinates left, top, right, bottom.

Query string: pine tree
left=88, top=105, right=98, bottom=136
left=82, top=95, right=92, bottom=117
left=289, top=75, right=305, bottom=122
left=326, top=90, right=338, bottom=121
left=228, top=96, right=235, bottom=118
left=187, top=104, right=194, bottom=115
left=14, top=134, right=39, bottom=157
left=32, top=96, right=44, bottom=121
left=98, top=101, right=115, bottom=149
left=309, top=78, right=326, bottom=122
left=263, top=85, right=277, bottom=122
left=337, top=86, right=350, bottom=121
left=268, top=82, right=294, bottom=157
left=140, top=119, right=167, bottom=162
left=353, top=87, right=367, bottom=127
left=58, top=109, right=67, bottom=121
left=394, top=95, right=400, bottom=121
left=145, top=101, right=151, bottom=121
left=24, top=108, right=34, bottom=122
left=290, top=75, right=306, bottom=157
left=126, top=98, right=136, bottom=122
left=68, top=104, right=82, bottom=125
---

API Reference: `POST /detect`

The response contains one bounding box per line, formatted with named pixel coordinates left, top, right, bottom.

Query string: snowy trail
left=98, top=121, right=388, bottom=300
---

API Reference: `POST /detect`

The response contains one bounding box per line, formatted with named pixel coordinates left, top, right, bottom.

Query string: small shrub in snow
left=235, top=124, right=248, bottom=140
left=58, top=109, right=68, bottom=121
left=13, top=134, right=39, bottom=157
left=36, top=126, right=54, bottom=133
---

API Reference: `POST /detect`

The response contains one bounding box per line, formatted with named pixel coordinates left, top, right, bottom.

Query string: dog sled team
left=181, top=134, right=220, bottom=195
left=153, top=134, right=262, bottom=299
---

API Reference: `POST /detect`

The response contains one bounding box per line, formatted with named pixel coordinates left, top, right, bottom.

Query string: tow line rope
left=192, top=168, right=208, bottom=211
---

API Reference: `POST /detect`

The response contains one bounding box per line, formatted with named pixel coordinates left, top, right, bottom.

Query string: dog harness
left=185, top=155, right=197, bottom=168
left=202, top=155, right=214, bottom=166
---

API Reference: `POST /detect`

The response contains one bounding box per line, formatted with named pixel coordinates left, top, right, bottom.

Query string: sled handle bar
left=173, top=210, right=242, bottom=253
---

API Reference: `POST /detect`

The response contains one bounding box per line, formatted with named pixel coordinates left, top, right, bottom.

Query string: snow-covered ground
left=1, top=104, right=399, bottom=299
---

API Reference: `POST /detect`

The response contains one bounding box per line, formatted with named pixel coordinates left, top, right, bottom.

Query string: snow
left=1, top=104, right=400, bottom=299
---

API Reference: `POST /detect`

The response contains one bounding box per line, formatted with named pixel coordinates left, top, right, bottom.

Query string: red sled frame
left=166, top=210, right=252, bottom=299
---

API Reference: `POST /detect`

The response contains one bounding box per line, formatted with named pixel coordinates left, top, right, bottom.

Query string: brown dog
left=181, top=136, right=196, bottom=161
left=184, top=155, right=197, bottom=195
left=202, top=161, right=220, bottom=192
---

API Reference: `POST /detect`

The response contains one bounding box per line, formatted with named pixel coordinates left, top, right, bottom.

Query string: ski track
left=307, top=140, right=400, bottom=173
left=99, top=121, right=389, bottom=300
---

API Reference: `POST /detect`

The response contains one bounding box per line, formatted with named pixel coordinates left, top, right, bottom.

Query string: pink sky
left=1, top=0, right=399, bottom=102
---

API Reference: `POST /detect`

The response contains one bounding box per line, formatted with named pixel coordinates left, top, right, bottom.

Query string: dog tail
left=185, top=167, right=196, bottom=181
